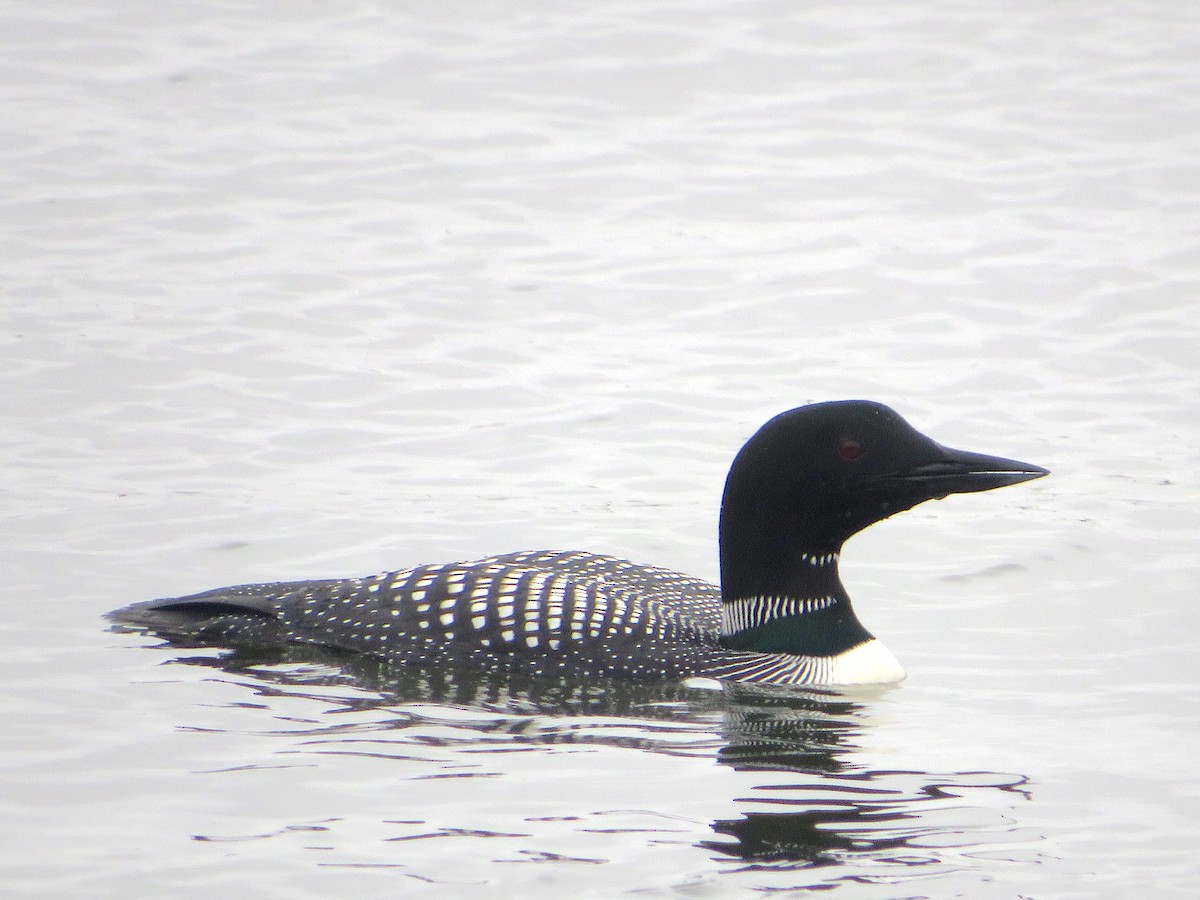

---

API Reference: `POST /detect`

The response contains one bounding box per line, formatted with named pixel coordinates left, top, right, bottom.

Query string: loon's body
left=109, top=401, right=1047, bottom=686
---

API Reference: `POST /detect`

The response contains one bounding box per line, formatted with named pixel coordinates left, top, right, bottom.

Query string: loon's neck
left=717, top=542, right=872, bottom=656
left=716, top=447, right=875, bottom=657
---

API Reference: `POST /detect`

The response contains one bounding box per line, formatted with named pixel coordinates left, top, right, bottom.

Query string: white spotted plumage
left=132, top=549, right=902, bottom=686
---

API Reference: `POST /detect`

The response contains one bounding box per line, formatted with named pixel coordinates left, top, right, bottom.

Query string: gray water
left=3, top=1, right=1199, bottom=896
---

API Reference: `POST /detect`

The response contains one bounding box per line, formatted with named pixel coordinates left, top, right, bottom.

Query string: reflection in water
left=145, top=643, right=1035, bottom=874
left=704, top=769, right=1033, bottom=871
left=718, top=681, right=865, bottom=775
left=706, top=809, right=893, bottom=867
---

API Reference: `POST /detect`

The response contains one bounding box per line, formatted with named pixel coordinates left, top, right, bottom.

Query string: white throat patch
left=822, top=638, right=906, bottom=685
left=703, top=638, right=906, bottom=686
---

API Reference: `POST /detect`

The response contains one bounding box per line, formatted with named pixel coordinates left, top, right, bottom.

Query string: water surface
left=3, top=1, right=1199, bottom=897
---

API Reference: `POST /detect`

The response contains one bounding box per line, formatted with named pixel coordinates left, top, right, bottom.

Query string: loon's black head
left=718, top=400, right=1048, bottom=604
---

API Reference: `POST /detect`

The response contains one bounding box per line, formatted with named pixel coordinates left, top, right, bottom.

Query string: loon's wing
left=479, top=550, right=722, bottom=633
left=108, top=552, right=723, bottom=674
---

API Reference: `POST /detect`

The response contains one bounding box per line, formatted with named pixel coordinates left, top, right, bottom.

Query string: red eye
left=837, top=439, right=864, bottom=461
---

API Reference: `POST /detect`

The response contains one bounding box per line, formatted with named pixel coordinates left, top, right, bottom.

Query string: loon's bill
left=108, top=400, right=1048, bottom=687
left=884, top=444, right=1049, bottom=495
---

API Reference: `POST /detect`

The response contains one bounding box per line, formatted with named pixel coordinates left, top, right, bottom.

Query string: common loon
left=108, top=401, right=1048, bottom=686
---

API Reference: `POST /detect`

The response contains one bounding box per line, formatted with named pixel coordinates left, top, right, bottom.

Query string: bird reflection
left=704, top=808, right=900, bottom=867
left=166, top=644, right=865, bottom=771
left=144, top=644, right=1032, bottom=871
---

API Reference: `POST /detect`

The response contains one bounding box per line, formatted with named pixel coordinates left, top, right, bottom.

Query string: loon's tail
left=107, top=581, right=333, bottom=646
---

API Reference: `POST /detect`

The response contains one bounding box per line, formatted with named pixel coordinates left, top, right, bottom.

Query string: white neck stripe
left=720, top=594, right=838, bottom=636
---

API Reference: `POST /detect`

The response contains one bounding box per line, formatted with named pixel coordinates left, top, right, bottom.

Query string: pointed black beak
left=893, top=444, right=1049, bottom=498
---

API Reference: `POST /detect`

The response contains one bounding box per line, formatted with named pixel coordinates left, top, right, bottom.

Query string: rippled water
left=3, top=1, right=1200, bottom=897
